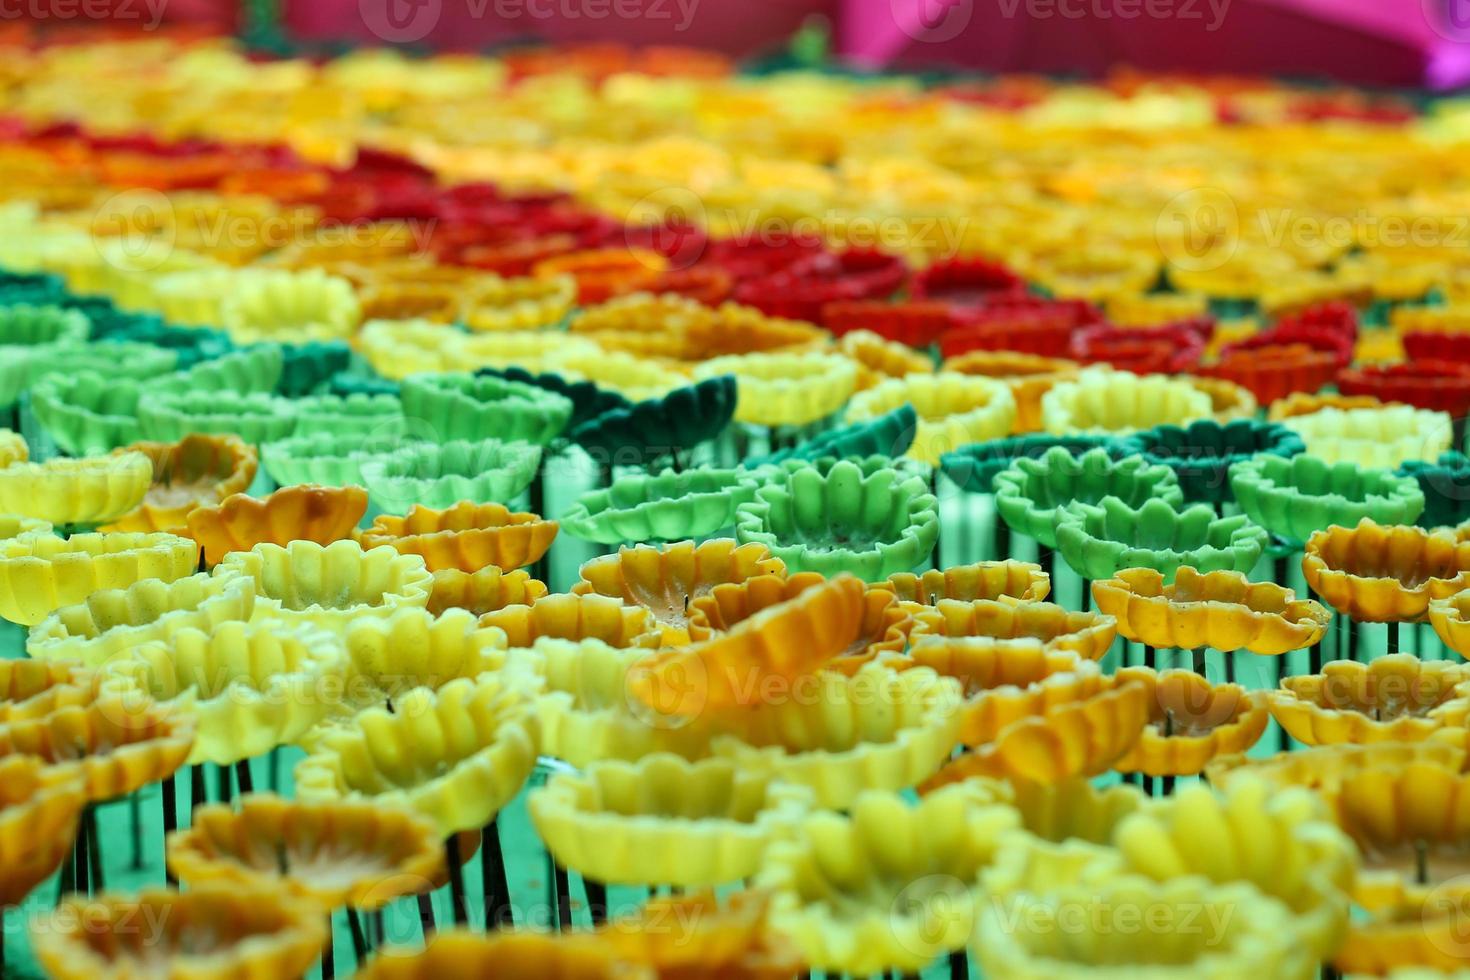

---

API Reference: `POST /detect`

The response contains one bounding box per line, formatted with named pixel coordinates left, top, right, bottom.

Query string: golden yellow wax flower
left=693, top=352, right=858, bottom=427
left=0, top=659, right=90, bottom=723
left=186, top=483, right=369, bottom=567
left=877, top=559, right=1050, bottom=605
left=572, top=539, right=786, bottom=645
left=426, top=564, right=548, bottom=617
left=1093, top=566, right=1330, bottom=654
left=600, top=889, right=803, bottom=980
left=908, top=597, right=1117, bottom=661
left=480, top=592, right=661, bottom=649
left=845, top=372, right=1016, bottom=464
left=0, top=452, right=152, bottom=525
left=626, top=574, right=866, bottom=716
left=0, top=756, right=84, bottom=907
left=167, top=794, right=445, bottom=910
left=1114, top=776, right=1357, bottom=959
left=837, top=328, right=934, bottom=389
left=942, top=351, right=1079, bottom=434
left=1206, top=740, right=1467, bottom=792
left=357, top=930, right=652, bottom=980
left=0, top=691, right=194, bottom=803
left=0, top=429, right=27, bottom=468
left=1303, top=519, right=1470, bottom=623
left=101, top=433, right=258, bottom=533
left=755, top=783, right=1017, bottom=975
left=708, top=662, right=963, bottom=809
left=921, top=672, right=1149, bottom=787
left=339, top=606, right=508, bottom=706
left=27, top=570, right=255, bottom=666
left=1042, top=368, right=1213, bottom=434
left=530, top=753, right=813, bottom=887
left=218, top=539, right=433, bottom=630
left=360, top=500, right=558, bottom=573
left=294, top=673, right=537, bottom=836
left=0, top=531, right=198, bottom=626
left=1267, top=654, right=1470, bottom=746
left=31, top=884, right=327, bottom=980
left=1427, top=589, right=1470, bottom=659
left=1112, top=667, right=1269, bottom=776
left=98, top=620, right=348, bottom=766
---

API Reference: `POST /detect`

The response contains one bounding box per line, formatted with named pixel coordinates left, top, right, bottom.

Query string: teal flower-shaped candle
left=359, top=439, right=541, bottom=513
left=747, top=404, right=918, bottom=466
left=1117, top=419, right=1304, bottom=504
left=569, top=376, right=738, bottom=462
left=993, top=446, right=1184, bottom=548
left=290, top=394, right=406, bottom=439
left=1054, top=496, right=1269, bottom=582
left=560, top=467, right=762, bottom=544
left=1398, top=452, right=1470, bottom=529
left=400, top=372, right=573, bottom=446
left=734, top=458, right=939, bottom=581
left=137, top=390, right=297, bottom=446
left=278, top=341, right=352, bottom=397
left=157, top=344, right=284, bottom=396
left=941, top=434, right=1126, bottom=495
left=476, top=365, right=631, bottom=431
left=110, top=322, right=232, bottom=369
left=30, top=372, right=143, bottom=455
left=27, top=341, right=177, bottom=386
left=329, top=373, right=399, bottom=398
left=261, top=431, right=383, bottom=488
left=1229, top=453, right=1424, bottom=548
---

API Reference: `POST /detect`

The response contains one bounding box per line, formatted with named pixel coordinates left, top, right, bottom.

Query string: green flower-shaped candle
left=1398, top=452, right=1470, bottom=530
left=1229, top=454, right=1425, bottom=548
left=400, top=373, right=573, bottom=446
left=30, top=372, right=143, bottom=455
left=734, top=458, right=939, bottom=582
left=561, top=468, right=762, bottom=545
left=476, top=365, right=631, bottom=431
left=1118, top=419, right=1304, bottom=504
left=261, top=432, right=386, bottom=488
left=157, top=345, right=284, bottom=397
left=360, top=439, right=541, bottom=513
left=993, top=446, right=1184, bottom=548
left=138, top=390, right=297, bottom=446
left=1054, top=496, right=1269, bottom=582
left=27, top=341, right=177, bottom=386
left=941, top=435, right=1126, bottom=495
left=569, top=376, right=738, bottom=462
left=290, top=394, right=406, bottom=439
left=747, top=404, right=918, bottom=466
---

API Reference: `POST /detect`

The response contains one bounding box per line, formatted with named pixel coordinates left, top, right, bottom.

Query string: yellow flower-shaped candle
left=1267, top=654, right=1470, bottom=745
left=0, top=452, right=152, bottom=526
left=217, top=539, right=433, bottom=630
left=845, top=372, right=1016, bottom=464
left=0, top=531, right=198, bottom=626
left=1303, top=519, right=1470, bottom=622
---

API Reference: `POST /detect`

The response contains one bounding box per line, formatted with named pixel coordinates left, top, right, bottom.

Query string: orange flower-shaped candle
left=0, top=659, right=90, bottom=722
left=909, top=598, right=1118, bottom=662
left=102, top=434, right=258, bottom=533
left=942, top=350, right=1080, bottom=433
left=626, top=574, right=867, bottom=716
left=0, top=691, right=194, bottom=802
left=167, top=794, right=445, bottom=910
left=687, top=572, right=916, bottom=671
left=357, top=930, right=650, bottom=979
left=1092, top=566, right=1331, bottom=654
left=360, top=501, right=558, bottom=573
left=1303, top=519, right=1470, bottom=622
left=1428, top=589, right=1470, bottom=659
left=1267, top=654, right=1470, bottom=746
left=602, top=889, right=801, bottom=980
left=1112, top=667, right=1269, bottom=775
left=0, top=756, right=84, bottom=907
left=572, top=539, right=787, bottom=645
left=479, top=593, right=661, bottom=649
left=31, top=884, right=327, bottom=980
left=876, top=560, right=1051, bottom=605
left=427, top=565, right=548, bottom=616
left=186, top=483, right=369, bottom=567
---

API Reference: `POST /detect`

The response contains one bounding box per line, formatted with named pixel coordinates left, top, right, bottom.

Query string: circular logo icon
left=890, top=874, right=973, bottom=959
left=1155, top=187, right=1240, bottom=274
left=893, top=0, right=974, bottom=43
left=1422, top=875, right=1470, bottom=959
left=1424, top=0, right=1470, bottom=42
left=92, top=188, right=175, bottom=274
left=623, top=651, right=707, bottom=730
left=360, top=0, right=443, bottom=44
left=624, top=185, right=709, bottom=271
